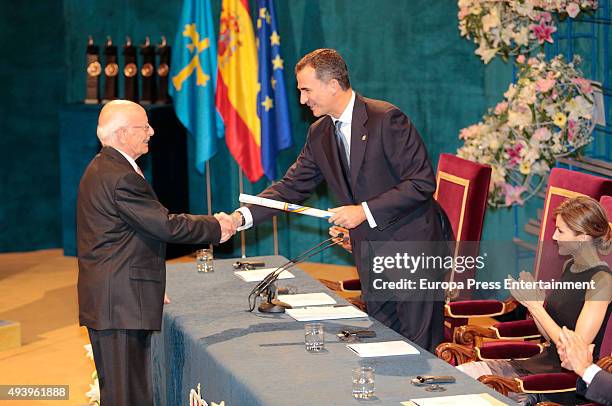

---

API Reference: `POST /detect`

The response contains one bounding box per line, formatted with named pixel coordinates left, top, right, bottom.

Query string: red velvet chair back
left=599, top=195, right=612, bottom=357
left=535, top=169, right=612, bottom=283
left=435, top=153, right=492, bottom=242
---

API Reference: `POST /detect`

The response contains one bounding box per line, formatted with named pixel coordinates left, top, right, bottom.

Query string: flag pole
left=271, top=181, right=279, bottom=255
left=206, top=161, right=213, bottom=251
left=239, top=167, right=246, bottom=258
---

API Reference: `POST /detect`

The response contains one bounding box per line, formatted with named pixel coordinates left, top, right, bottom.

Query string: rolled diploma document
left=239, top=194, right=333, bottom=219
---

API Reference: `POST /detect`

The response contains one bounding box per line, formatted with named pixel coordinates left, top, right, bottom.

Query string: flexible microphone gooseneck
left=247, top=233, right=347, bottom=312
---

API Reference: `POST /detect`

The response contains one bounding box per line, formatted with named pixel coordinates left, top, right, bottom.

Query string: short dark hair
left=295, top=48, right=351, bottom=90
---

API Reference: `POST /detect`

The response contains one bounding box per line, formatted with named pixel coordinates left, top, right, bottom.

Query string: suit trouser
left=87, top=328, right=153, bottom=406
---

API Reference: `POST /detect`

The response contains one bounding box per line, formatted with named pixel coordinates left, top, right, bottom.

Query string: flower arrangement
left=458, top=0, right=598, bottom=63
left=457, top=54, right=596, bottom=207
left=84, top=344, right=100, bottom=405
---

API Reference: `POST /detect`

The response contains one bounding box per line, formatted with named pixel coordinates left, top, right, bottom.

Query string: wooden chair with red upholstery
left=437, top=169, right=612, bottom=370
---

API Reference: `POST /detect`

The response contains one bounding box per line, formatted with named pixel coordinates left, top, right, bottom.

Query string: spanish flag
left=216, top=0, right=263, bottom=182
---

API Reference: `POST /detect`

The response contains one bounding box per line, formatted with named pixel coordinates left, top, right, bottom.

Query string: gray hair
left=96, top=100, right=142, bottom=146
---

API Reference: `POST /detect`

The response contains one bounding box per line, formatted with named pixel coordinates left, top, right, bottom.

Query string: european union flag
left=170, top=0, right=224, bottom=173
left=256, top=0, right=292, bottom=181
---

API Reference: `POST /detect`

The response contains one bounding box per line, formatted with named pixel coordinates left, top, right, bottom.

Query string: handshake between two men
left=212, top=203, right=368, bottom=246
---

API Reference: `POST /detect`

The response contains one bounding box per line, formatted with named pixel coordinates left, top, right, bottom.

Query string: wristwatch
left=235, top=211, right=245, bottom=227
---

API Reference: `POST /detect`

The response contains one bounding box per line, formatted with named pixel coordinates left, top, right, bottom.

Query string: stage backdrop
left=2, top=0, right=520, bottom=265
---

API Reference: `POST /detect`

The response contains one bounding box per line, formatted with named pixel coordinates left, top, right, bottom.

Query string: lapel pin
left=361, top=134, right=367, bottom=141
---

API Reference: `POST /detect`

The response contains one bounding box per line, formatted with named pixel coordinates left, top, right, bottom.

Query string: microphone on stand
left=248, top=233, right=347, bottom=313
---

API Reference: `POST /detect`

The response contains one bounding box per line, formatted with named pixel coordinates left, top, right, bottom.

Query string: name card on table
left=277, top=292, right=337, bottom=307
left=285, top=305, right=367, bottom=322
left=347, top=340, right=419, bottom=357
left=402, top=393, right=508, bottom=406
left=234, top=268, right=295, bottom=282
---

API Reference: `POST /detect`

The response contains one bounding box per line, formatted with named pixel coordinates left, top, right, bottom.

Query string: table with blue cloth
left=152, top=256, right=515, bottom=405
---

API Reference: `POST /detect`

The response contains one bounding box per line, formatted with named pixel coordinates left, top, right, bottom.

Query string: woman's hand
left=507, top=271, right=545, bottom=309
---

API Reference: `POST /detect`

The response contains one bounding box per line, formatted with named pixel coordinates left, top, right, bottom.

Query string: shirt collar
left=112, top=147, right=140, bottom=173
left=332, top=91, right=355, bottom=126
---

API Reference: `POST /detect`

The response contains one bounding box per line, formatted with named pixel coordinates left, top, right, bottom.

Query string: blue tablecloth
left=152, top=256, right=515, bottom=405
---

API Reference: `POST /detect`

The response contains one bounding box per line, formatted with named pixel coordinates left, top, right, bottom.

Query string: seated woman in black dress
left=457, top=196, right=612, bottom=405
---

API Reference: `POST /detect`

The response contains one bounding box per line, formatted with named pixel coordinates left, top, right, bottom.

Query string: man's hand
left=230, top=211, right=244, bottom=228
left=214, top=212, right=237, bottom=243
left=558, top=326, right=594, bottom=377
left=163, top=293, right=171, bottom=304
left=329, top=225, right=352, bottom=253
left=328, top=205, right=366, bottom=229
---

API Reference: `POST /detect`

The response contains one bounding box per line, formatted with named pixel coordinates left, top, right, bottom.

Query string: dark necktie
left=334, top=121, right=351, bottom=189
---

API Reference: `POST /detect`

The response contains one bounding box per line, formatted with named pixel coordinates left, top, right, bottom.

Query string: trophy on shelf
left=156, top=36, right=171, bottom=104
left=102, top=36, right=119, bottom=103
left=85, top=36, right=101, bottom=104
left=123, top=36, right=139, bottom=102
left=140, top=36, right=157, bottom=104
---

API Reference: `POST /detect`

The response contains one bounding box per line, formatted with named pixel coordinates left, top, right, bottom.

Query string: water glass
left=196, top=248, right=213, bottom=273
left=304, top=322, right=325, bottom=352
left=352, top=366, right=375, bottom=399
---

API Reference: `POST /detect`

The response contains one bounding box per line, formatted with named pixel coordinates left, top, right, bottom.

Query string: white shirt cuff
left=236, top=207, right=253, bottom=231
left=362, top=202, right=377, bottom=228
left=582, top=364, right=601, bottom=386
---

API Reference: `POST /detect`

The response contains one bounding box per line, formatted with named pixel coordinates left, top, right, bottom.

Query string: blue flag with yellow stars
left=170, top=0, right=224, bottom=173
left=256, top=0, right=292, bottom=181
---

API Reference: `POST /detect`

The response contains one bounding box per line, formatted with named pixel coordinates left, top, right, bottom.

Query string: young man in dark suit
left=230, top=49, right=445, bottom=351
left=77, top=100, right=236, bottom=405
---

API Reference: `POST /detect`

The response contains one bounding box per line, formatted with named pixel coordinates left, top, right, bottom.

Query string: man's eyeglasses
left=129, top=125, right=152, bottom=132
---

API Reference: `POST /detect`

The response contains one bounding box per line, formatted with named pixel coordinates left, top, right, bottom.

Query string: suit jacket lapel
left=350, top=95, right=368, bottom=188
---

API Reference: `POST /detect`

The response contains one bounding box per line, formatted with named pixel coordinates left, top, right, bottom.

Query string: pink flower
left=506, top=143, right=524, bottom=166
left=503, top=184, right=527, bottom=206
left=533, top=127, right=552, bottom=141
left=567, top=119, right=576, bottom=141
left=458, top=7, right=470, bottom=19
left=538, top=12, right=552, bottom=23
left=571, top=77, right=593, bottom=93
left=528, top=57, right=538, bottom=66
left=536, top=77, right=555, bottom=93
left=516, top=55, right=526, bottom=64
left=566, top=3, right=580, bottom=18
left=530, top=20, right=557, bottom=44
left=494, top=101, right=508, bottom=115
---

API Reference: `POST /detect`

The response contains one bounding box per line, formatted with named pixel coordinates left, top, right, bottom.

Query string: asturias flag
left=170, top=0, right=224, bottom=174
left=216, top=0, right=263, bottom=182
left=256, top=0, right=293, bottom=181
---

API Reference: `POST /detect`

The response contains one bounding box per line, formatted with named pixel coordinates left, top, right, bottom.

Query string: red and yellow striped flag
left=215, top=0, right=263, bottom=182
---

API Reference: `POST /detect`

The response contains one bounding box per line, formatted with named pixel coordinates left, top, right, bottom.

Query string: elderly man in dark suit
left=558, top=326, right=612, bottom=406
left=230, top=48, right=445, bottom=351
left=77, top=100, right=236, bottom=405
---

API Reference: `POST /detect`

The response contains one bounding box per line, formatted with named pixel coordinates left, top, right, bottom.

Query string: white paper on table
left=233, top=267, right=295, bottom=282
left=277, top=292, right=337, bottom=307
left=346, top=340, right=419, bottom=357
left=239, top=193, right=334, bottom=219
left=402, top=393, right=505, bottom=406
left=285, top=305, right=367, bottom=321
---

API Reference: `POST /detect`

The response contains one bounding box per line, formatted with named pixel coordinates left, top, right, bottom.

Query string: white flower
left=504, top=84, right=517, bottom=100
left=475, top=42, right=498, bottom=64
left=482, top=8, right=501, bottom=32
left=514, top=2, right=534, bottom=16
left=508, top=106, right=533, bottom=130
left=84, top=344, right=94, bottom=360
left=566, top=3, right=580, bottom=17
left=513, top=26, right=530, bottom=46
left=86, top=378, right=100, bottom=405
left=518, top=83, right=536, bottom=104
left=565, top=95, right=593, bottom=119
